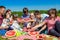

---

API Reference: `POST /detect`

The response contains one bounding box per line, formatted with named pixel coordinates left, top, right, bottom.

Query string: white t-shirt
left=11, top=20, right=22, bottom=31
left=1, top=18, right=10, bottom=27
left=41, top=14, right=49, bottom=21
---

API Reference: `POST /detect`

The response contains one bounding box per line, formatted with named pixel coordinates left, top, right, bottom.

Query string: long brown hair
left=48, top=8, right=57, bottom=17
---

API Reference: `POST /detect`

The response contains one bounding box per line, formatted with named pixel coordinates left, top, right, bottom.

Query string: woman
left=10, top=14, right=22, bottom=31
left=27, top=13, right=36, bottom=28
left=6, top=9, right=12, bottom=21
left=21, top=8, right=30, bottom=27
left=31, top=9, right=60, bottom=37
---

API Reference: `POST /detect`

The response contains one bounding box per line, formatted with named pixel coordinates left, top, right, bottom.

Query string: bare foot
left=2, top=36, right=7, bottom=38
left=8, top=37, right=18, bottom=40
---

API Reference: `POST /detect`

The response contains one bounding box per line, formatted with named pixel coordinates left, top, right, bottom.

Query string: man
left=0, top=6, right=6, bottom=26
left=21, top=7, right=30, bottom=18
left=33, top=10, right=49, bottom=34
left=0, top=6, right=7, bottom=36
left=21, top=8, right=30, bottom=27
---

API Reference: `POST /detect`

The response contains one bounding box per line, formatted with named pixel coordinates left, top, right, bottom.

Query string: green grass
left=0, top=36, right=8, bottom=40
left=12, top=10, right=60, bottom=17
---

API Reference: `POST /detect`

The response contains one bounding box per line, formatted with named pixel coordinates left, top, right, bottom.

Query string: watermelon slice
left=28, top=31, right=38, bottom=36
left=23, top=18, right=30, bottom=22
left=17, top=18, right=23, bottom=22
left=5, top=30, right=16, bottom=37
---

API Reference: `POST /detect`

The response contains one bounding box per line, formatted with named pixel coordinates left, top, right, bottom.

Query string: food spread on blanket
left=15, top=30, right=27, bottom=37
left=5, top=30, right=59, bottom=40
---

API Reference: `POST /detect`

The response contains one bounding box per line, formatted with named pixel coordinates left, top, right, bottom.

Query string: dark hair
left=48, top=8, right=57, bottom=17
left=6, top=9, right=11, bottom=13
left=12, top=14, right=18, bottom=20
left=0, top=6, right=6, bottom=9
left=34, top=10, right=40, bottom=16
left=23, top=7, right=28, bottom=13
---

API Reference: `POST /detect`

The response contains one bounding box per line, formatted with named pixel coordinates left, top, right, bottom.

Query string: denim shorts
left=0, top=29, right=7, bottom=36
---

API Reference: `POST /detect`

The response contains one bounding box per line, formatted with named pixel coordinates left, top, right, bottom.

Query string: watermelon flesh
left=5, top=30, right=16, bottom=37
left=17, top=18, right=23, bottom=22
left=28, top=31, right=38, bottom=36
left=23, top=18, right=30, bottom=22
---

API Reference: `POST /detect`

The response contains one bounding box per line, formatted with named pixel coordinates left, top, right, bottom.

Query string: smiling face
left=35, top=13, right=41, bottom=19
left=7, top=11, right=11, bottom=15
left=30, top=13, right=35, bottom=19
left=50, top=10, right=55, bottom=18
left=0, top=8, right=6, bottom=15
left=23, top=8, right=28, bottom=15
left=24, top=10, right=28, bottom=15
left=48, top=9, right=57, bottom=18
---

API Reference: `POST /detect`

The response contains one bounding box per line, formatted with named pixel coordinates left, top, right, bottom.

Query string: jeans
left=0, top=29, right=7, bottom=36
left=49, top=29, right=60, bottom=37
left=55, top=21, right=60, bottom=33
left=49, top=21, right=60, bottom=37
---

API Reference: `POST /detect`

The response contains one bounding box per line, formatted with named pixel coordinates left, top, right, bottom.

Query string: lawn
left=12, top=10, right=60, bottom=17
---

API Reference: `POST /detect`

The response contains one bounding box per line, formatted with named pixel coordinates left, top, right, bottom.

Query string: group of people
left=0, top=6, right=60, bottom=37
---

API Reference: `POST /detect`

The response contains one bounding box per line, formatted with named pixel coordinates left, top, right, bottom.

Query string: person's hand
left=23, top=18, right=30, bottom=22
left=23, top=27, right=28, bottom=32
left=38, top=30, right=41, bottom=34
left=17, top=18, right=24, bottom=23
left=0, top=26, right=3, bottom=29
left=0, top=26, right=8, bottom=29
left=27, top=26, right=31, bottom=29
left=29, top=20, right=35, bottom=22
left=30, top=28, right=35, bottom=32
left=3, top=26, right=8, bottom=29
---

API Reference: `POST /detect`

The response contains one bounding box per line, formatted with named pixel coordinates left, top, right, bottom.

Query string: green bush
left=12, top=10, right=60, bottom=17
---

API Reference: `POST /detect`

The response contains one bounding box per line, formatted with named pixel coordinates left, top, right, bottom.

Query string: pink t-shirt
left=0, top=15, right=3, bottom=26
left=44, top=16, right=60, bottom=31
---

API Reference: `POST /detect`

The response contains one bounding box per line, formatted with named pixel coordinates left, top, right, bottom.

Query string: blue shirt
left=21, top=13, right=30, bottom=19
left=21, top=13, right=30, bottom=27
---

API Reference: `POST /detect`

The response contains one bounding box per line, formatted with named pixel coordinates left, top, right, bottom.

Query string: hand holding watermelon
left=17, top=18, right=23, bottom=23
left=23, top=18, right=30, bottom=22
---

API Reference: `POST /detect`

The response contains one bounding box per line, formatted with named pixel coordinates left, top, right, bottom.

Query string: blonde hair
left=30, top=13, right=35, bottom=19
left=30, top=13, right=34, bottom=16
